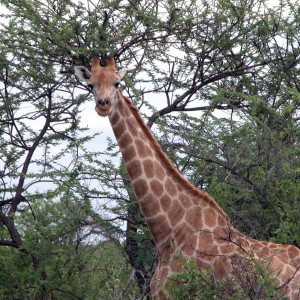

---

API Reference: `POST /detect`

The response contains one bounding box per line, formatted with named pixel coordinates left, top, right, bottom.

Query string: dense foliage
left=0, top=0, right=299, bottom=298
left=166, top=259, right=287, bottom=299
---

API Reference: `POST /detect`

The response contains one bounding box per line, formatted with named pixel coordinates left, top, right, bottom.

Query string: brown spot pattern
left=160, top=194, right=171, bottom=212
left=110, top=111, right=120, bottom=125
left=133, top=179, right=148, bottom=199
left=179, top=193, right=193, bottom=207
left=199, top=232, right=218, bottom=256
left=204, top=207, right=217, bottom=228
left=140, top=194, right=161, bottom=217
left=126, top=118, right=139, bottom=136
left=217, top=214, right=227, bottom=227
left=261, top=246, right=271, bottom=257
left=150, top=179, right=164, bottom=197
left=276, top=253, right=290, bottom=263
left=113, top=120, right=125, bottom=139
left=136, top=139, right=153, bottom=158
left=143, top=159, right=155, bottom=178
left=119, top=132, right=133, bottom=149
left=181, top=242, right=194, bottom=256
left=167, top=200, right=184, bottom=226
left=127, top=159, right=142, bottom=179
left=186, top=207, right=203, bottom=229
left=218, top=243, right=235, bottom=255
left=154, top=162, right=166, bottom=180
left=123, top=145, right=136, bottom=162
left=165, top=178, right=177, bottom=196
left=116, top=98, right=125, bottom=114
left=173, top=223, right=190, bottom=247
left=147, top=215, right=171, bottom=243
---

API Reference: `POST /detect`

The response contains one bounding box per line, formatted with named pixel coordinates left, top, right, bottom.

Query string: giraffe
left=74, top=57, right=300, bottom=299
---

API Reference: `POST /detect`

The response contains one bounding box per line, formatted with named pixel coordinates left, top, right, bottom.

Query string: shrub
left=166, top=258, right=287, bottom=300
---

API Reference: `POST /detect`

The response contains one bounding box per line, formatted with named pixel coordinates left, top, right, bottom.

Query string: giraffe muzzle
left=95, top=98, right=112, bottom=116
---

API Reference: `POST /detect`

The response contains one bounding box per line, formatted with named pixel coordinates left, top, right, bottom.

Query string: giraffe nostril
left=98, top=99, right=109, bottom=106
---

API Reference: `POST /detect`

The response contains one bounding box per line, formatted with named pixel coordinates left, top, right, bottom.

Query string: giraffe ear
left=74, top=66, right=91, bottom=82
left=118, top=68, right=126, bottom=80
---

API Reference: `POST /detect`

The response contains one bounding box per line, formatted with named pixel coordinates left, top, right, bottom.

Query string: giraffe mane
left=121, top=94, right=229, bottom=219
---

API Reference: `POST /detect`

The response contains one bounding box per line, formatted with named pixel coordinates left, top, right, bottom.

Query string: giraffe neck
left=109, top=91, right=228, bottom=248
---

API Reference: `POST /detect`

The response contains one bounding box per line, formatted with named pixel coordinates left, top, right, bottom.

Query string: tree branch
left=147, top=59, right=281, bottom=127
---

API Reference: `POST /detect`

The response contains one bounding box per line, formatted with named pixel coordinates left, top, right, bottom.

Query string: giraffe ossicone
left=75, top=57, right=300, bottom=299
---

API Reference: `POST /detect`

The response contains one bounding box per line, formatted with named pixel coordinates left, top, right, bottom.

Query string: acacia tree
left=0, top=0, right=299, bottom=298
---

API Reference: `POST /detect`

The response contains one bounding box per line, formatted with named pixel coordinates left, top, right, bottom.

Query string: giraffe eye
left=87, top=84, right=93, bottom=91
left=114, top=82, right=120, bottom=89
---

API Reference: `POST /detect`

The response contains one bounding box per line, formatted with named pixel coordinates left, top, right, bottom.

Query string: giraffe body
left=75, top=57, right=300, bottom=299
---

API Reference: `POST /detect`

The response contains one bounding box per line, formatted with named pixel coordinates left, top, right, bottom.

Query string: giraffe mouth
left=95, top=104, right=112, bottom=116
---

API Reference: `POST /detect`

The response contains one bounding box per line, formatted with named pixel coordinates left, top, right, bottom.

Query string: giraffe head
left=74, top=57, right=126, bottom=116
